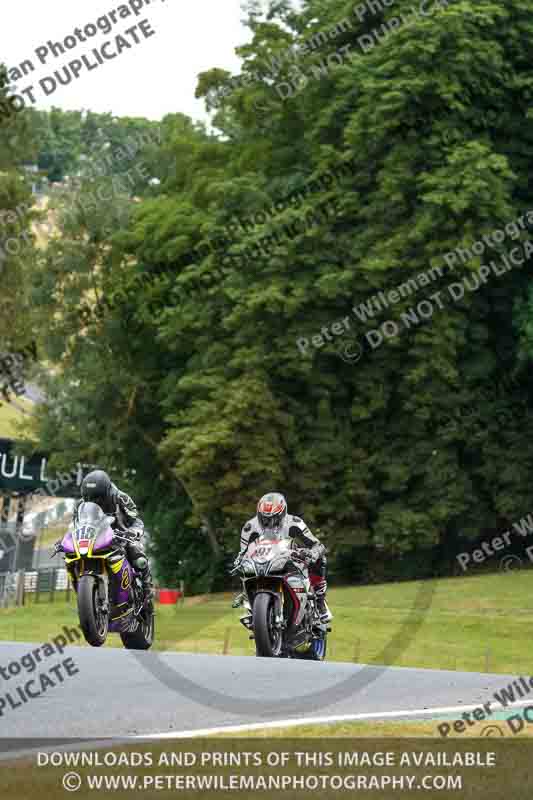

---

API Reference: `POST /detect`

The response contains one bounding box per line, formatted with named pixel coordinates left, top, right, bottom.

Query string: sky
left=1, top=0, right=261, bottom=123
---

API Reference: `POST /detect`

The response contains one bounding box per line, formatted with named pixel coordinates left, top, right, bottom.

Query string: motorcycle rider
left=235, top=492, right=333, bottom=623
left=63, top=470, right=154, bottom=611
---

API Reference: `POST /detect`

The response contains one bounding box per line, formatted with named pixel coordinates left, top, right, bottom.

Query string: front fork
left=240, top=583, right=285, bottom=632
left=274, top=583, right=284, bottom=629
left=96, top=573, right=109, bottom=615
left=67, top=561, right=109, bottom=614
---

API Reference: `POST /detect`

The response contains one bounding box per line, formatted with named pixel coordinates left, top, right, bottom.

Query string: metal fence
left=0, top=571, right=18, bottom=608
left=0, top=567, right=71, bottom=607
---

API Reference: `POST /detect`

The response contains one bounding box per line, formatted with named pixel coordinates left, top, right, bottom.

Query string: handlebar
left=230, top=547, right=312, bottom=575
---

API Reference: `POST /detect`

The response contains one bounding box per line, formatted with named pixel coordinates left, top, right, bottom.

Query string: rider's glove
left=112, top=528, right=130, bottom=546
left=310, top=543, right=325, bottom=562
left=316, top=542, right=326, bottom=558
left=116, top=526, right=140, bottom=541
left=296, top=547, right=314, bottom=564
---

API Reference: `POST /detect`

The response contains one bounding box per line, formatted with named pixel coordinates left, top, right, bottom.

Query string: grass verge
left=0, top=570, right=532, bottom=673
left=229, top=719, right=532, bottom=738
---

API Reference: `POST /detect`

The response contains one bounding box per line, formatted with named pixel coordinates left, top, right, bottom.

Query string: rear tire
left=78, top=575, right=108, bottom=647
left=292, top=634, right=327, bottom=661
left=253, top=592, right=282, bottom=657
left=310, top=635, right=327, bottom=661
left=120, top=610, right=155, bottom=650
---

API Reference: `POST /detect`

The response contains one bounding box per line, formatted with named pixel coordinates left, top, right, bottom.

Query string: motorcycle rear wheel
left=253, top=592, right=282, bottom=657
left=310, top=635, right=327, bottom=661
left=120, top=610, right=155, bottom=650
left=292, top=635, right=328, bottom=661
left=78, top=575, right=108, bottom=647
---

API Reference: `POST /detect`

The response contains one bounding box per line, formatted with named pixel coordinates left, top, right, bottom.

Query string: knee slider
left=133, top=556, right=148, bottom=571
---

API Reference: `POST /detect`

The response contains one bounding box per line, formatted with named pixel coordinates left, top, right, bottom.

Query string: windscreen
left=76, top=501, right=106, bottom=526
left=74, top=501, right=112, bottom=539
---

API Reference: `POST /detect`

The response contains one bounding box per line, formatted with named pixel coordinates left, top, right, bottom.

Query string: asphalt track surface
left=0, top=641, right=521, bottom=741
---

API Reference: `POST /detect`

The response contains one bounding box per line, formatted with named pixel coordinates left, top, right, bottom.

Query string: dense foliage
left=4, top=0, right=533, bottom=589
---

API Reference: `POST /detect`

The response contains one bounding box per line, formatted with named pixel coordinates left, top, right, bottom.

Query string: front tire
left=253, top=592, right=282, bottom=657
left=78, top=575, right=108, bottom=647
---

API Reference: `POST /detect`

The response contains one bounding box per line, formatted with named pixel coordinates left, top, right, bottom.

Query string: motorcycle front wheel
left=253, top=592, right=282, bottom=657
left=77, top=574, right=108, bottom=647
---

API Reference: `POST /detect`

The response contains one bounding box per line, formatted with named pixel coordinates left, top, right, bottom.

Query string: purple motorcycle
left=58, top=501, right=154, bottom=649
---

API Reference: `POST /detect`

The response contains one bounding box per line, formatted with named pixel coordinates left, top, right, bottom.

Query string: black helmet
left=81, top=470, right=112, bottom=506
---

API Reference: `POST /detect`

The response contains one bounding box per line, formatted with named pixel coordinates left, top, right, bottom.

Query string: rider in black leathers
left=68, top=470, right=154, bottom=610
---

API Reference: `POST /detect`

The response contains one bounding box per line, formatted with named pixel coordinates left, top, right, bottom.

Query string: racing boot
left=232, top=592, right=245, bottom=609
left=316, top=595, right=333, bottom=624
left=134, top=556, right=155, bottom=613
left=314, top=578, right=333, bottom=624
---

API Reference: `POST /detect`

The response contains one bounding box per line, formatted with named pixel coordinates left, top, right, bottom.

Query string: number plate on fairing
left=252, top=544, right=272, bottom=562
left=250, top=539, right=276, bottom=562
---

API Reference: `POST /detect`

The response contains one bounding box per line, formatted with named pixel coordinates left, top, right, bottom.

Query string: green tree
left=25, top=0, right=533, bottom=588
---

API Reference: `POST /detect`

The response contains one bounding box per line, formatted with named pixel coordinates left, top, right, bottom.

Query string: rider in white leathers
left=235, top=492, right=333, bottom=623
